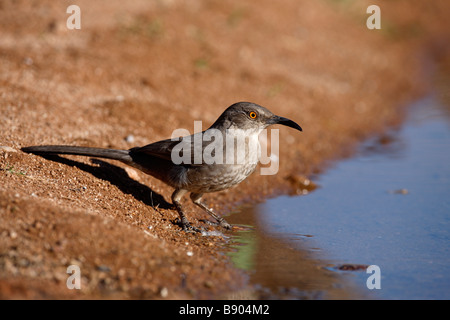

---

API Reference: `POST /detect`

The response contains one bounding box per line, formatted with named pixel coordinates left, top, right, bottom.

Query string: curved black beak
left=269, top=115, right=302, bottom=132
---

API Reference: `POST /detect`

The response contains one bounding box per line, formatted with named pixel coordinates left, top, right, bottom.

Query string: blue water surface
left=259, top=95, right=450, bottom=299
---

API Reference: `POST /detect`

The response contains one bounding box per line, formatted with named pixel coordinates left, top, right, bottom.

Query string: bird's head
left=211, top=102, right=302, bottom=134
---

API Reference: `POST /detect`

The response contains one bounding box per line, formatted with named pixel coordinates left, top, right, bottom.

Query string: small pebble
left=124, top=167, right=140, bottom=180
left=160, top=287, right=169, bottom=298
left=0, top=146, right=17, bottom=153
left=124, top=134, right=135, bottom=143
left=390, top=188, right=409, bottom=195
left=23, top=57, right=33, bottom=66
left=97, top=265, right=111, bottom=272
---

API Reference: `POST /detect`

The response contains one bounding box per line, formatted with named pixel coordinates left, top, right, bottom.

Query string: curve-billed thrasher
left=22, top=102, right=302, bottom=232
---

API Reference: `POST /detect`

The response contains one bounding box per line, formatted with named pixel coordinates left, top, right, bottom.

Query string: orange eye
left=249, top=111, right=257, bottom=119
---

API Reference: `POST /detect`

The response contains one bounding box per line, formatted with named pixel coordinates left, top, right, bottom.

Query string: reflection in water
left=226, top=95, right=450, bottom=299
left=227, top=205, right=372, bottom=299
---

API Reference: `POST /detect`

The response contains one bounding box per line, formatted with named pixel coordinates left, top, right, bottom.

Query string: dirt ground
left=1, top=0, right=449, bottom=299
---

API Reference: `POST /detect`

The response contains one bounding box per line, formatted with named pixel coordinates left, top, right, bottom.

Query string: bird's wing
left=130, top=138, right=179, bottom=161
left=130, top=132, right=210, bottom=166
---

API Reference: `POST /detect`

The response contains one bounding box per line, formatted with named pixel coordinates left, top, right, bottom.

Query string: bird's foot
left=218, top=219, right=232, bottom=230
left=201, top=218, right=232, bottom=230
left=183, top=223, right=202, bottom=233
left=176, top=218, right=202, bottom=233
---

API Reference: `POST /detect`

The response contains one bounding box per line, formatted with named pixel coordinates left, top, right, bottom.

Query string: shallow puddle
left=227, top=94, right=450, bottom=299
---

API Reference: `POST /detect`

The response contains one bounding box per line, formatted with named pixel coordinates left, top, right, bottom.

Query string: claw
left=176, top=218, right=202, bottom=233
left=183, top=223, right=202, bottom=233
left=200, top=218, right=232, bottom=230
left=219, top=220, right=232, bottom=230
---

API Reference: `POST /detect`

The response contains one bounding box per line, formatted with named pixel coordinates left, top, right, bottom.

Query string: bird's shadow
left=40, top=155, right=174, bottom=210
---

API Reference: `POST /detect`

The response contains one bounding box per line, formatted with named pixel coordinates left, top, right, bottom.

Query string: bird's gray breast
left=184, top=161, right=259, bottom=193
left=168, top=127, right=262, bottom=193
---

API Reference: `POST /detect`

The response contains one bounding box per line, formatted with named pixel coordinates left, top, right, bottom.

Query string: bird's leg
left=171, top=189, right=201, bottom=233
left=190, top=193, right=232, bottom=230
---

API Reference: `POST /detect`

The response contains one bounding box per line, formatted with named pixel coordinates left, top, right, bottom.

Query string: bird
left=21, top=102, right=302, bottom=233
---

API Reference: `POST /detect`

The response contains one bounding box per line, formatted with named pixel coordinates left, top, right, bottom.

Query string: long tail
left=21, top=145, right=132, bottom=162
